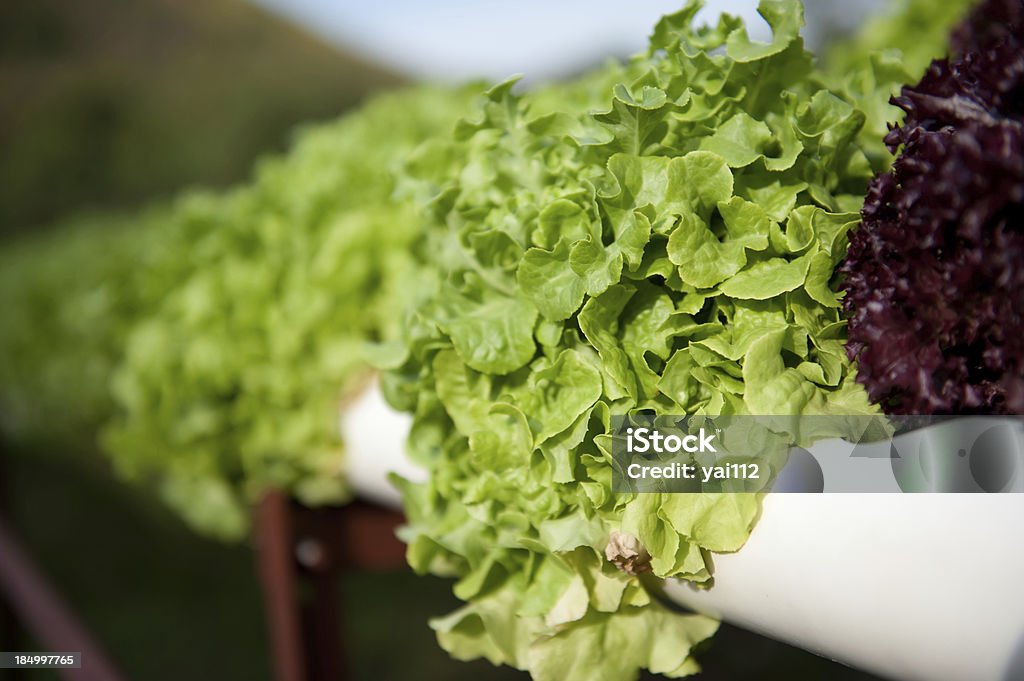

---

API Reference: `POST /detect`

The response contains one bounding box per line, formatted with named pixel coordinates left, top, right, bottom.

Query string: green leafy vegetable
left=99, top=86, right=474, bottom=540
left=385, top=2, right=886, bottom=679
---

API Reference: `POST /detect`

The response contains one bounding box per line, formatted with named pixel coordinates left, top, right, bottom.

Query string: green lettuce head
left=384, top=1, right=883, bottom=679
left=101, top=86, right=472, bottom=540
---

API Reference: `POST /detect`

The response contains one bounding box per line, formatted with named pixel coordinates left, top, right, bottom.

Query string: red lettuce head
left=840, top=0, right=1024, bottom=415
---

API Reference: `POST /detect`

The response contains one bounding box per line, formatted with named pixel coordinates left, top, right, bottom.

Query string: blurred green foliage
left=824, top=0, right=974, bottom=77
left=0, top=210, right=165, bottom=447
left=0, top=0, right=403, bottom=235
left=100, top=86, right=472, bottom=541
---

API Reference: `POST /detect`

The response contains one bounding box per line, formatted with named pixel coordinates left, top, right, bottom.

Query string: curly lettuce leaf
left=386, top=1, right=884, bottom=678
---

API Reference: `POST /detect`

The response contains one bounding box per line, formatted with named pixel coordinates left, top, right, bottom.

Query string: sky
left=249, top=0, right=883, bottom=83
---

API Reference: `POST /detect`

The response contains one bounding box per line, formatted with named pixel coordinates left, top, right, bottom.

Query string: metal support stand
left=255, top=492, right=406, bottom=681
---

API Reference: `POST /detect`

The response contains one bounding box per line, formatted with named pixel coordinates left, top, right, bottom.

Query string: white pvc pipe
left=664, top=493, right=1024, bottom=681
left=340, top=379, right=1024, bottom=680
left=339, top=378, right=419, bottom=509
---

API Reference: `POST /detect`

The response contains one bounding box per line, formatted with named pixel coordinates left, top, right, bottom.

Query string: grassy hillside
left=0, top=0, right=404, bottom=235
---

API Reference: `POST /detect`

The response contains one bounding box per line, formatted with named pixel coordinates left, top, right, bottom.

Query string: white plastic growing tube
left=663, top=493, right=1024, bottom=681
left=341, top=380, right=1024, bottom=681
left=339, top=378, right=418, bottom=510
